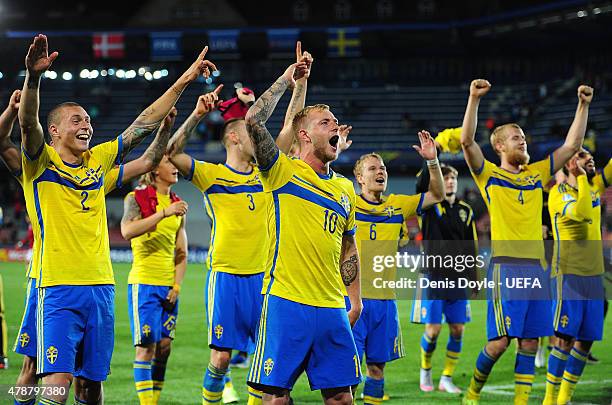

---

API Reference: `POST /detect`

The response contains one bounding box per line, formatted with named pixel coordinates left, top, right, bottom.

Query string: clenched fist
left=577, top=85, right=593, bottom=105
left=470, top=79, right=491, bottom=99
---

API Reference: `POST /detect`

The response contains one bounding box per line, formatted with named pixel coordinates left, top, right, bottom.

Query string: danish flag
left=93, top=32, right=125, bottom=59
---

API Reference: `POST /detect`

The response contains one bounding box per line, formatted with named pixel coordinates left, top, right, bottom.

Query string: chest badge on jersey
left=340, top=193, right=351, bottom=215
left=459, top=208, right=468, bottom=223
left=384, top=206, right=395, bottom=217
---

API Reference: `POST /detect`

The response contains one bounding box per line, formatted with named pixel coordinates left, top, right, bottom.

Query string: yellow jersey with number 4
left=187, top=159, right=269, bottom=275
left=471, top=156, right=553, bottom=260
left=21, top=137, right=122, bottom=287
left=259, top=152, right=357, bottom=308
left=356, top=193, right=423, bottom=299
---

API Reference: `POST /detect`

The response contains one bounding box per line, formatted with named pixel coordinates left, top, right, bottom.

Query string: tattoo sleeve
left=121, top=194, right=141, bottom=225
left=143, top=122, right=172, bottom=167
left=340, top=254, right=359, bottom=286
left=245, top=76, right=290, bottom=168
left=120, top=121, right=161, bottom=161
left=167, top=113, right=202, bottom=156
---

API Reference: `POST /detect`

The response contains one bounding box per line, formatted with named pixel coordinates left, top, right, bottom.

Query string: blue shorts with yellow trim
left=206, top=270, right=264, bottom=353
left=128, top=284, right=179, bottom=346
left=486, top=260, right=553, bottom=340
left=552, top=274, right=604, bottom=341
left=248, top=294, right=362, bottom=391
left=410, top=299, right=471, bottom=325
left=348, top=298, right=404, bottom=364
left=14, top=277, right=37, bottom=357
left=36, top=285, right=114, bottom=381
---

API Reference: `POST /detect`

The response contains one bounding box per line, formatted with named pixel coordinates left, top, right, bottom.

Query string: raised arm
left=563, top=158, right=592, bottom=222
left=166, top=216, right=188, bottom=305
left=551, top=85, right=593, bottom=173
left=276, top=42, right=313, bottom=153
left=413, top=130, right=444, bottom=209
left=120, top=194, right=188, bottom=240
left=460, top=79, right=491, bottom=172
left=20, top=34, right=59, bottom=157
left=341, top=234, right=362, bottom=327
left=120, top=47, right=216, bottom=160
left=166, top=86, right=222, bottom=176
left=245, top=62, right=307, bottom=168
left=0, top=90, right=22, bottom=173
left=120, top=107, right=177, bottom=183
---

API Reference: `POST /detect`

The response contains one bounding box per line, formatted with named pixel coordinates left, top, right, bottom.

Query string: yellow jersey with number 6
left=21, top=137, right=122, bottom=287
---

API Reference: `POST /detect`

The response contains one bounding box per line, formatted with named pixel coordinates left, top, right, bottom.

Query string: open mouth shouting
left=329, top=135, right=340, bottom=151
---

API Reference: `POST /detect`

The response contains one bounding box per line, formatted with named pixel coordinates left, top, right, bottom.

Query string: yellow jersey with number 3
left=356, top=193, right=423, bottom=299
left=187, top=159, right=268, bottom=275
left=127, top=191, right=183, bottom=286
left=471, top=156, right=553, bottom=259
left=21, top=137, right=122, bottom=287
left=259, top=152, right=357, bottom=308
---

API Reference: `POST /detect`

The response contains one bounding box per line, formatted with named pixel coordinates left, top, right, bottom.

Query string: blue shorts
left=486, top=261, right=553, bottom=340
left=552, top=275, right=604, bottom=341
left=128, top=284, right=179, bottom=346
left=206, top=271, right=264, bottom=353
left=410, top=299, right=471, bottom=324
left=347, top=298, right=403, bottom=364
left=248, top=295, right=362, bottom=391
left=36, top=285, right=115, bottom=381
left=14, top=278, right=37, bottom=357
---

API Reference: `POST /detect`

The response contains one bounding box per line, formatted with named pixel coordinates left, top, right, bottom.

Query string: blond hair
left=490, top=123, right=521, bottom=155
left=353, top=153, right=384, bottom=179
left=292, top=104, right=330, bottom=136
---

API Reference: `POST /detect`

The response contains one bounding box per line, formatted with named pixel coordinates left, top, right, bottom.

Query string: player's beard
left=508, top=149, right=530, bottom=166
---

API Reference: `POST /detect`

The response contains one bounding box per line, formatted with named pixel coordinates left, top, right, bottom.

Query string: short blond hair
left=292, top=104, right=330, bottom=136
left=490, top=123, right=521, bottom=155
left=353, top=153, right=384, bottom=179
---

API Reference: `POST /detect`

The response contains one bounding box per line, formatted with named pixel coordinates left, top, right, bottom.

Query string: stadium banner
left=150, top=31, right=182, bottom=61
left=92, top=32, right=125, bottom=59
left=267, top=28, right=300, bottom=57
left=208, top=29, right=239, bottom=53
left=327, top=27, right=361, bottom=57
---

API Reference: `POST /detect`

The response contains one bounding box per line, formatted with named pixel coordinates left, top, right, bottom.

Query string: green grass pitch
left=0, top=262, right=610, bottom=404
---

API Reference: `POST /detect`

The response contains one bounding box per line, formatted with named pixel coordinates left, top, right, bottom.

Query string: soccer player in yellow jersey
left=243, top=62, right=361, bottom=405
left=460, top=79, right=593, bottom=405
left=352, top=142, right=444, bottom=405
left=543, top=151, right=611, bottom=405
left=18, top=34, right=214, bottom=404
left=121, top=110, right=188, bottom=405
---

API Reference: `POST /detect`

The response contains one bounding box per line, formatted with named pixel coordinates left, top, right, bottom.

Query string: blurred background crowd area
left=0, top=0, right=610, bottom=247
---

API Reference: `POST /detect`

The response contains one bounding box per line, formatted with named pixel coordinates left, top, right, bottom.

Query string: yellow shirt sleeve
left=395, top=193, right=424, bottom=218
left=188, top=160, right=220, bottom=192
left=22, top=142, right=52, bottom=180
left=104, top=165, right=124, bottom=194
left=90, top=136, right=122, bottom=174
left=258, top=152, right=296, bottom=192
left=344, top=186, right=357, bottom=236
left=526, top=155, right=554, bottom=186
left=470, top=158, right=496, bottom=188
left=592, top=158, right=611, bottom=194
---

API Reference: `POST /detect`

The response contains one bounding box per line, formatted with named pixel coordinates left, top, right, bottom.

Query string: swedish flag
left=327, top=27, right=361, bottom=57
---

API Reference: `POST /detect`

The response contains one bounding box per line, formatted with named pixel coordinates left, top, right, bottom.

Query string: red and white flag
left=93, top=32, right=125, bottom=59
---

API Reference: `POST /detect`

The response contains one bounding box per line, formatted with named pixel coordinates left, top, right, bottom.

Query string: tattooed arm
left=0, top=90, right=22, bottom=174
left=167, top=86, right=222, bottom=176
left=245, top=61, right=307, bottom=168
left=20, top=35, right=58, bottom=157
left=119, top=47, right=217, bottom=161
left=120, top=193, right=188, bottom=240
left=341, top=234, right=362, bottom=327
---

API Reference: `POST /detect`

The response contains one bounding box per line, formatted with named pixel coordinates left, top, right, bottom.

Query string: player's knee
left=448, top=323, right=464, bottom=338
left=574, top=340, right=593, bottom=353
left=517, top=338, right=538, bottom=353
left=135, top=343, right=156, bottom=361
left=486, top=337, right=509, bottom=358
left=75, top=378, right=102, bottom=403
left=554, top=334, right=575, bottom=351
left=156, top=338, right=172, bottom=360
left=323, top=390, right=353, bottom=405
left=41, top=373, right=72, bottom=401
left=366, top=363, right=385, bottom=379
left=18, top=355, right=37, bottom=382
left=210, top=347, right=232, bottom=369
left=425, top=324, right=442, bottom=339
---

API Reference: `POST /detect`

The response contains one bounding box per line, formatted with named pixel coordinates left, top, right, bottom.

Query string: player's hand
left=166, top=287, right=179, bottom=304
left=160, top=107, right=178, bottom=131
left=347, top=307, right=362, bottom=328
left=469, top=79, right=491, bottom=99
left=568, top=156, right=586, bottom=177
left=413, top=130, right=437, bottom=160
left=194, top=85, right=223, bottom=118
left=281, top=61, right=308, bottom=89
left=8, top=90, right=21, bottom=113
left=577, top=85, right=593, bottom=105
left=294, top=41, right=313, bottom=81
left=182, top=46, right=217, bottom=82
left=25, top=34, right=59, bottom=77
left=165, top=201, right=188, bottom=217
left=338, top=124, right=353, bottom=152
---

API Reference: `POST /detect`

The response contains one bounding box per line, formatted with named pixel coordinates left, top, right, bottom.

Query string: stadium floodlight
left=18, top=70, right=26, bottom=77
left=89, top=70, right=100, bottom=79
left=44, top=71, right=58, bottom=80
left=108, top=68, right=116, bottom=76
left=212, top=70, right=220, bottom=77
left=205, top=77, right=213, bottom=84
left=577, top=10, right=587, bottom=17
left=160, top=69, right=169, bottom=77
left=153, top=70, right=162, bottom=80
left=116, top=69, right=126, bottom=78
left=144, top=72, right=153, bottom=81
left=101, top=69, right=108, bottom=77
left=125, top=70, right=137, bottom=79
left=80, top=69, right=89, bottom=79
left=62, top=72, right=73, bottom=81
left=0, top=72, right=3, bottom=79
left=138, top=67, right=147, bottom=76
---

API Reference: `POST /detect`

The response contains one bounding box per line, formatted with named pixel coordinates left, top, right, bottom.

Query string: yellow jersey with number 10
left=471, top=156, right=553, bottom=260
left=21, top=138, right=122, bottom=287
left=259, top=152, right=357, bottom=308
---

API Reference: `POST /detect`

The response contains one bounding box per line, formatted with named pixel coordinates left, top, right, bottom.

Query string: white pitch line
left=483, top=379, right=611, bottom=405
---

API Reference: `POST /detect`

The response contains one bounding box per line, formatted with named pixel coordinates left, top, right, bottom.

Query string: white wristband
left=427, top=158, right=439, bottom=167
